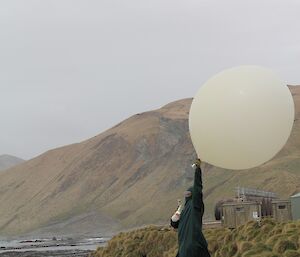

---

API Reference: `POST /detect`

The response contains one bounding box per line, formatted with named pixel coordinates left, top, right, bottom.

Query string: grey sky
left=1, top=0, right=300, bottom=159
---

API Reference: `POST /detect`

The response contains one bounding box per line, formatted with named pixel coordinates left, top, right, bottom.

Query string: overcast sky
left=1, top=0, right=299, bottom=159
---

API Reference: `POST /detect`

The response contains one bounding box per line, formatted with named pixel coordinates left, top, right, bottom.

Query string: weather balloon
left=189, top=66, right=294, bottom=170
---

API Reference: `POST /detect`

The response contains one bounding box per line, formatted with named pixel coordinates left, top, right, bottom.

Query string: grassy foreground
left=90, top=219, right=300, bottom=257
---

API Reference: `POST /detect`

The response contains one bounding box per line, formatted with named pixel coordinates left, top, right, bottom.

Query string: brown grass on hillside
left=90, top=219, right=300, bottom=257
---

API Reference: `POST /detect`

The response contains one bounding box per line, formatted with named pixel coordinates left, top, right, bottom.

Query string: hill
left=0, top=86, right=299, bottom=237
left=0, top=155, right=24, bottom=171
left=90, top=219, right=300, bottom=257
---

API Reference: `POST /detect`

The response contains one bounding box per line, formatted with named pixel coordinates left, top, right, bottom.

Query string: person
left=170, top=158, right=211, bottom=257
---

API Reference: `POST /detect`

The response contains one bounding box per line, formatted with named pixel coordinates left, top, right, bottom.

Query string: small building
left=222, top=201, right=261, bottom=229
left=272, top=200, right=292, bottom=222
left=290, top=193, right=300, bottom=220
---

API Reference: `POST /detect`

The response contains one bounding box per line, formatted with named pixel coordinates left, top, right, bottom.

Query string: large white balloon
left=189, top=66, right=295, bottom=170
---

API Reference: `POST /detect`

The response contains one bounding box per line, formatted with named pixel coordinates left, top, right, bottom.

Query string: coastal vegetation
left=91, top=219, right=300, bottom=257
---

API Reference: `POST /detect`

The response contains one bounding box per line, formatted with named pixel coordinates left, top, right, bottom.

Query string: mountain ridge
left=0, top=154, right=24, bottom=172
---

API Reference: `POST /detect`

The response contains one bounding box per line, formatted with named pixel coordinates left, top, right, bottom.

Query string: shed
left=222, top=201, right=261, bottom=229
left=272, top=200, right=292, bottom=222
left=290, top=193, right=300, bottom=220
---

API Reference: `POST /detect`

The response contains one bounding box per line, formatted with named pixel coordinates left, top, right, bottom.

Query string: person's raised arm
left=192, top=159, right=204, bottom=213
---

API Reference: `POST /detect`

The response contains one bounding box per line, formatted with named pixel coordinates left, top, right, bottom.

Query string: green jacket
left=176, top=166, right=210, bottom=257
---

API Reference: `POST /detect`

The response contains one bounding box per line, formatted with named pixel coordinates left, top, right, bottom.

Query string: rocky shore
left=0, top=236, right=107, bottom=257
left=0, top=250, right=92, bottom=257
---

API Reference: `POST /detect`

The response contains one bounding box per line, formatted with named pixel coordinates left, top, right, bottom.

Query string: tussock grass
left=90, top=219, right=300, bottom=257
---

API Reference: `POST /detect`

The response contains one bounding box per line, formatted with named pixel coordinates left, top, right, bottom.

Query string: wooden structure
left=272, top=200, right=292, bottom=222
left=222, top=201, right=261, bottom=229
left=218, top=188, right=292, bottom=228
left=235, top=187, right=277, bottom=217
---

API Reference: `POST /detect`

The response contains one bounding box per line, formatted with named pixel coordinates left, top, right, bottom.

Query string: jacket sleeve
left=192, top=166, right=204, bottom=215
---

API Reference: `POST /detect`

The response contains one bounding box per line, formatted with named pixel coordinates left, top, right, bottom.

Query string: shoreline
left=0, top=249, right=92, bottom=257
left=0, top=237, right=108, bottom=257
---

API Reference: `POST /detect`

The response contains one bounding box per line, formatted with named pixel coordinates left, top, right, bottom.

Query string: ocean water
left=0, top=237, right=109, bottom=253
